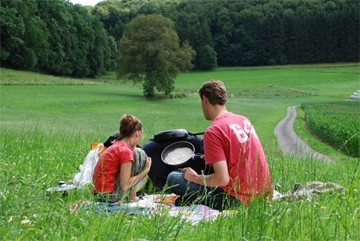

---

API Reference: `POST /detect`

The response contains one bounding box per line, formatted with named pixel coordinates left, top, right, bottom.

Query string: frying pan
left=161, top=141, right=195, bottom=168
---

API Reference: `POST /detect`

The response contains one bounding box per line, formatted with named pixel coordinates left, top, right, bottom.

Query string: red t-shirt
left=92, top=141, right=134, bottom=193
left=204, top=112, right=272, bottom=206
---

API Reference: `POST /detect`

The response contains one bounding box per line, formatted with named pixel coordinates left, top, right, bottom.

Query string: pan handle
left=188, top=131, right=205, bottom=136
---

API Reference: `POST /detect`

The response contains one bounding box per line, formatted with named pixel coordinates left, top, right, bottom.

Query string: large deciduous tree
left=117, top=14, right=195, bottom=98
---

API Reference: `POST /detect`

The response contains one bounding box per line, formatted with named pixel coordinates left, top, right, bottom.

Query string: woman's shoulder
left=106, top=141, right=128, bottom=153
left=106, top=141, right=133, bottom=160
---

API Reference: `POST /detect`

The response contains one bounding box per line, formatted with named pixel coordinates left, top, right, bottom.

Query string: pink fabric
left=92, top=141, right=133, bottom=193
left=204, top=112, right=272, bottom=206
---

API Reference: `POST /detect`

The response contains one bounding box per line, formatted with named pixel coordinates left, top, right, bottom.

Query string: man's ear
left=202, top=96, right=209, bottom=104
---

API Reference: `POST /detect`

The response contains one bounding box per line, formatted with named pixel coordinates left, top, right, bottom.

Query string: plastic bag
left=73, top=144, right=105, bottom=187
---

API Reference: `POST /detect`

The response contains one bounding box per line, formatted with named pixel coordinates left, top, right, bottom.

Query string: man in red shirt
left=166, top=80, right=272, bottom=210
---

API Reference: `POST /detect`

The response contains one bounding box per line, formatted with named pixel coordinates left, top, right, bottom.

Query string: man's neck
left=212, top=106, right=228, bottom=121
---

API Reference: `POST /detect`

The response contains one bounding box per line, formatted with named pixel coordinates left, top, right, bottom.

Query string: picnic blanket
left=70, top=194, right=221, bottom=225
left=69, top=181, right=344, bottom=225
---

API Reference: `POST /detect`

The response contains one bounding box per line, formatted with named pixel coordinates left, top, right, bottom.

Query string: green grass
left=0, top=63, right=359, bottom=240
left=300, top=101, right=359, bottom=157
left=0, top=68, right=103, bottom=85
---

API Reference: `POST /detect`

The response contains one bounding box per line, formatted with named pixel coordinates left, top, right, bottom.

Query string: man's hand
left=180, top=167, right=199, bottom=183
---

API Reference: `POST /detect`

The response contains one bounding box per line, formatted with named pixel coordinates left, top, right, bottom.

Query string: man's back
left=203, top=112, right=272, bottom=205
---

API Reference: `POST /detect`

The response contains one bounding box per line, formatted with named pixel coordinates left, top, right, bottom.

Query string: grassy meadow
left=0, top=63, right=359, bottom=240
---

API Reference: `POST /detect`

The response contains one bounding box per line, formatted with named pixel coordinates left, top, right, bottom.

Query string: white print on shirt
left=229, top=119, right=259, bottom=144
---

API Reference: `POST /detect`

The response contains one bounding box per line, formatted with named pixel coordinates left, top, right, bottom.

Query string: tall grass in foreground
left=1, top=125, right=359, bottom=240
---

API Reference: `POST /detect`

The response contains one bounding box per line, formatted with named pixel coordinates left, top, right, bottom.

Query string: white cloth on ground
left=272, top=181, right=344, bottom=201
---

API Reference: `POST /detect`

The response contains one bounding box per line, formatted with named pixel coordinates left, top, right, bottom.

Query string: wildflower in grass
left=21, top=217, right=32, bottom=226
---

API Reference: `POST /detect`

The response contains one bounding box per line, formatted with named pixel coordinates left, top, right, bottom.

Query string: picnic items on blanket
left=69, top=182, right=344, bottom=225
left=153, top=193, right=180, bottom=205
left=46, top=181, right=78, bottom=193
left=70, top=194, right=220, bottom=225
left=70, top=194, right=180, bottom=214
left=70, top=200, right=151, bottom=215
left=168, top=205, right=220, bottom=224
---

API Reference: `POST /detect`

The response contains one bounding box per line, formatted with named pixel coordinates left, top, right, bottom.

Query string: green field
left=1, top=64, right=359, bottom=240
left=301, top=101, right=359, bottom=157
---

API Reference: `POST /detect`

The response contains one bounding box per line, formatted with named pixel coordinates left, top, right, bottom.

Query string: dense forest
left=1, top=0, right=359, bottom=77
left=1, top=0, right=116, bottom=77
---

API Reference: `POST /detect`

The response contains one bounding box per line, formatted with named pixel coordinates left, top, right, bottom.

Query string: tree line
left=93, top=0, right=359, bottom=69
left=1, top=0, right=116, bottom=77
left=1, top=0, right=359, bottom=78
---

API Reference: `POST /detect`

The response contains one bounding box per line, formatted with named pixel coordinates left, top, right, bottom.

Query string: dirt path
left=274, top=106, right=333, bottom=162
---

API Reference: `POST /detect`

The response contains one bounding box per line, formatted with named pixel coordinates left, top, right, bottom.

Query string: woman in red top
left=92, top=114, right=151, bottom=203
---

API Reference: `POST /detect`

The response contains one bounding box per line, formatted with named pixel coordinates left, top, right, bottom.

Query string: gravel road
left=274, top=106, right=333, bottom=162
